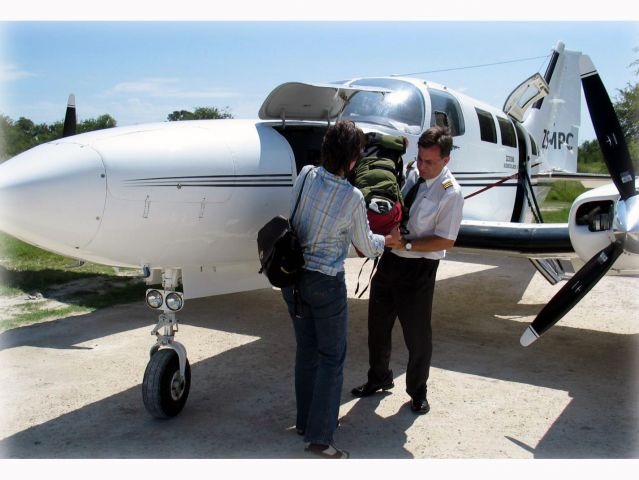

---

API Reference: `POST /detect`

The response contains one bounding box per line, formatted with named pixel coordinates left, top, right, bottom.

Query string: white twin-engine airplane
left=0, top=42, right=637, bottom=418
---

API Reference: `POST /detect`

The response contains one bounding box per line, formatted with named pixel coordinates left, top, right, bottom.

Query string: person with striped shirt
left=281, top=120, right=401, bottom=459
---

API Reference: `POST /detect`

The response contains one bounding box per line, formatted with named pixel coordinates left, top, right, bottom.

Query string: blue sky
left=1, top=20, right=638, bottom=143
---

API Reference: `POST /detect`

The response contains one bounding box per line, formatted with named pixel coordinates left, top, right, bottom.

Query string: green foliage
left=577, top=65, right=638, bottom=173
left=541, top=206, right=572, bottom=223
left=0, top=113, right=117, bottom=162
left=167, top=106, right=233, bottom=121
left=1, top=102, right=233, bottom=161
left=77, top=114, right=117, bottom=133
left=0, top=232, right=117, bottom=275
left=615, top=83, right=639, bottom=140
left=1, top=304, right=91, bottom=332
left=0, top=232, right=134, bottom=296
left=166, top=110, right=193, bottom=121
left=577, top=139, right=608, bottom=173
left=0, top=232, right=147, bottom=331
left=545, top=180, right=587, bottom=202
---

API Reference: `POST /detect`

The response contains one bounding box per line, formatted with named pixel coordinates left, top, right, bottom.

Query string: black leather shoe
left=351, top=381, right=394, bottom=398
left=410, top=398, right=430, bottom=414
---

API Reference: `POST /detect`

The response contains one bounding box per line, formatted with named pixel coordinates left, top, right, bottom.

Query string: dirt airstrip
left=0, top=253, right=637, bottom=459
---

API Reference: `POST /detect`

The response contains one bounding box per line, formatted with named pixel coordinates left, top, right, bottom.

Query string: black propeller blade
left=520, top=55, right=636, bottom=346
left=581, top=66, right=636, bottom=200
left=62, top=94, right=76, bottom=138
left=520, top=241, right=624, bottom=346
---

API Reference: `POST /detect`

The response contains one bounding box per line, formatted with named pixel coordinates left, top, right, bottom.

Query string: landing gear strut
left=141, top=269, right=190, bottom=418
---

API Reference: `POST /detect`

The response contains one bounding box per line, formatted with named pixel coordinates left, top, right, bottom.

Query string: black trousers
left=367, top=251, right=439, bottom=400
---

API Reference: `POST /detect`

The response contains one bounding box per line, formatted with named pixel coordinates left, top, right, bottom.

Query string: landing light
left=146, top=289, right=163, bottom=309
left=166, top=292, right=184, bottom=311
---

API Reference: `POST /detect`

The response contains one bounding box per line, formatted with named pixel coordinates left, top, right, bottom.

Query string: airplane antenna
left=392, top=54, right=549, bottom=78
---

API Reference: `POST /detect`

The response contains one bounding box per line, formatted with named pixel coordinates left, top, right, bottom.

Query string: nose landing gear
left=141, top=269, right=191, bottom=418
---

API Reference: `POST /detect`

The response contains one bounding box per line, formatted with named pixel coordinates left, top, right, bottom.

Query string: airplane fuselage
left=1, top=75, right=636, bottom=299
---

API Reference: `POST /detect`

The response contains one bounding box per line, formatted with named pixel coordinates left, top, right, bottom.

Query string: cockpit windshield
left=339, top=78, right=425, bottom=134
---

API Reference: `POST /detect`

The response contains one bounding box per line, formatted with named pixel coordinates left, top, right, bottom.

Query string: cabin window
left=428, top=88, right=465, bottom=136
left=497, top=116, right=517, bottom=148
left=475, top=108, right=497, bottom=143
left=340, top=78, right=425, bottom=135
left=529, top=134, right=538, bottom=156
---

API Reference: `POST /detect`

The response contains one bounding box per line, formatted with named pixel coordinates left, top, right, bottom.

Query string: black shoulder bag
left=257, top=169, right=311, bottom=288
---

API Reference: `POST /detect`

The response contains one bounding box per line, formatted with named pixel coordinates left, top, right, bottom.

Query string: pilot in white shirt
left=395, top=163, right=463, bottom=260
left=351, top=126, right=464, bottom=415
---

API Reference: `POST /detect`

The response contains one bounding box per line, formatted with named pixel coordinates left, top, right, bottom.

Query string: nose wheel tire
left=142, top=349, right=191, bottom=418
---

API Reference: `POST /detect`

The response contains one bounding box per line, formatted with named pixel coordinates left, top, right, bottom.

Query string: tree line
left=578, top=81, right=638, bottom=173
left=0, top=106, right=234, bottom=163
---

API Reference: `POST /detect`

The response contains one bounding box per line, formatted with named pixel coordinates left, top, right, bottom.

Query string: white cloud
left=106, top=78, right=238, bottom=99
left=0, top=64, right=35, bottom=82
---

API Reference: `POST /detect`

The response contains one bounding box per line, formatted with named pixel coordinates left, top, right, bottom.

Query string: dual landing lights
left=142, top=269, right=191, bottom=418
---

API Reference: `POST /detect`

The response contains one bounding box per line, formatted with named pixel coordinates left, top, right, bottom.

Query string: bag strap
left=354, top=256, right=380, bottom=299
left=291, top=167, right=313, bottom=223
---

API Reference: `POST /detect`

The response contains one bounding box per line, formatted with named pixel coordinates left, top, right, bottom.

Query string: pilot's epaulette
left=442, top=179, right=453, bottom=190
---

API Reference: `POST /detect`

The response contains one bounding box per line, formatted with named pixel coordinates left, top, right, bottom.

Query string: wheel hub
left=170, top=370, right=186, bottom=401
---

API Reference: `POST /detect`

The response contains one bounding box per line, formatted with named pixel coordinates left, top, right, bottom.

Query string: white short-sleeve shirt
left=393, top=165, right=464, bottom=260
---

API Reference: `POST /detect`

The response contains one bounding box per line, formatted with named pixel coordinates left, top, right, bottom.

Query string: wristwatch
left=403, top=237, right=412, bottom=251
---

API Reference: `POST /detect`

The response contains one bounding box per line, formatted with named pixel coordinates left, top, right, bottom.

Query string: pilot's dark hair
left=320, top=120, right=365, bottom=176
left=417, top=126, right=453, bottom=158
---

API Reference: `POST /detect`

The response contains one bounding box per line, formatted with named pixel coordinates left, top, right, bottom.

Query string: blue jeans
left=282, top=270, right=347, bottom=445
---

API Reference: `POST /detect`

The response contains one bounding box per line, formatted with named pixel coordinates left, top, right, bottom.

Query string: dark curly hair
left=321, top=120, right=365, bottom=176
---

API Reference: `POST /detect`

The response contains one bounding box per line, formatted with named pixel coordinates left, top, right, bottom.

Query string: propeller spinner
left=520, top=56, right=638, bottom=346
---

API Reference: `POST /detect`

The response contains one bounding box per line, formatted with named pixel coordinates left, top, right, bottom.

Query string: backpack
left=350, top=132, right=407, bottom=255
left=257, top=169, right=311, bottom=288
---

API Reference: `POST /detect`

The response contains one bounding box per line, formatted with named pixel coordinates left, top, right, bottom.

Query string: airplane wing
left=533, top=171, right=612, bottom=189
left=454, top=220, right=574, bottom=259
left=453, top=219, right=577, bottom=286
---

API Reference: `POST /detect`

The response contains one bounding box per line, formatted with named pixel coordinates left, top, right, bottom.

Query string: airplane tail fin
left=522, top=42, right=582, bottom=174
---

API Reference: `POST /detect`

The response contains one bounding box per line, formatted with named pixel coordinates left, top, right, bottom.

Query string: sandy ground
left=0, top=253, right=637, bottom=460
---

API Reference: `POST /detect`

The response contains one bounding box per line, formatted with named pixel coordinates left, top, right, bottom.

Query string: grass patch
left=539, top=180, right=589, bottom=223
left=0, top=232, right=129, bottom=275
left=68, top=281, right=150, bottom=310
left=0, top=232, right=140, bottom=293
left=544, top=181, right=587, bottom=203
left=0, top=284, right=22, bottom=296
left=0, top=232, right=150, bottom=331
left=1, top=304, right=91, bottom=331
left=540, top=207, right=572, bottom=223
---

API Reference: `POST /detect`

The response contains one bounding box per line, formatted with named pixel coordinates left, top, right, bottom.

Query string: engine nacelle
left=568, top=181, right=639, bottom=274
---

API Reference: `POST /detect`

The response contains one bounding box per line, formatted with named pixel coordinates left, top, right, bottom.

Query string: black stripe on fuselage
left=124, top=174, right=292, bottom=182
left=126, top=173, right=293, bottom=182
left=459, top=183, right=518, bottom=188
left=124, top=174, right=293, bottom=188
left=126, top=183, right=294, bottom=188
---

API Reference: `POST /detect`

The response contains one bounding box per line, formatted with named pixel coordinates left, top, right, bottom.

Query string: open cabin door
left=258, top=82, right=391, bottom=124
left=503, top=73, right=549, bottom=123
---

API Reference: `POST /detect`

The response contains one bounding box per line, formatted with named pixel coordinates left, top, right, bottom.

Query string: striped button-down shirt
left=290, top=165, right=385, bottom=276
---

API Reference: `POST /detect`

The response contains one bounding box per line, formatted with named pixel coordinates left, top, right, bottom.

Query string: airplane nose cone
left=0, top=141, right=107, bottom=252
